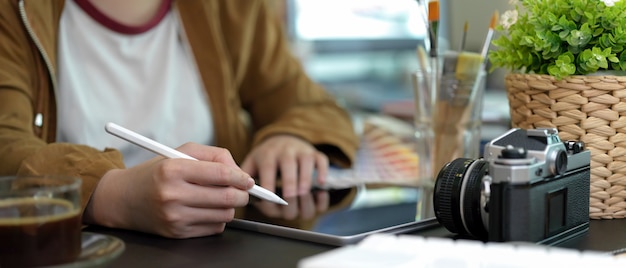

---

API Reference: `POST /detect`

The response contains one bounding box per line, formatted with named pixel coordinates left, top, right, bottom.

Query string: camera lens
left=433, top=158, right=489, bottom=239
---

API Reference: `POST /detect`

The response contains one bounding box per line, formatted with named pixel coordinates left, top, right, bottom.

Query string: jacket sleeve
left=0, top=1, right=125, bottom=213
left=221, top=0, right=359, bottom=168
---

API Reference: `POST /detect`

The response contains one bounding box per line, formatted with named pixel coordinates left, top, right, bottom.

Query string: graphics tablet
left=228, top=184, right=439, bottom=246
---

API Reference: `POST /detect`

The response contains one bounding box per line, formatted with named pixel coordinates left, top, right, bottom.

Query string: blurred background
left=270, top=0, right=513, bottom=140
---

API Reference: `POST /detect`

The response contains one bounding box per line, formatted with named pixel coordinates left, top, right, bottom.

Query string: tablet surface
left=228, top=184, right=439, bottom=246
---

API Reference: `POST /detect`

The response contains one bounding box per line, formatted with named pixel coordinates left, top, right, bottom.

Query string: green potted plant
left=490, top=0, right=626, bottom=79
left=488, top=0, right=626, bottom=220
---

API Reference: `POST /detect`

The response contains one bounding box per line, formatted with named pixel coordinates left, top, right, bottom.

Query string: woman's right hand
left=83, top=143, right=254, bottom=238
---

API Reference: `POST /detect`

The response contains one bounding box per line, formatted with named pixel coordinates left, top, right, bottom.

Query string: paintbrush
left=480, top=11, right=499, bottom=60
left=427, top=0, right=440, bottom=57
left=416, top=44, right=430, bottom=71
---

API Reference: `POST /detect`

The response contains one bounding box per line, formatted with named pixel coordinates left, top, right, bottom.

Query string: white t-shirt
left=57, top=0, right=213, bottom=167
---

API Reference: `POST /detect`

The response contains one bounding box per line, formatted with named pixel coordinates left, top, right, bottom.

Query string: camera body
left=433, top=128, right=590, bottom=244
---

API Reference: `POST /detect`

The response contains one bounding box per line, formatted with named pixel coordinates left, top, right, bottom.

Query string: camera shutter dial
left=494, top=146, right=535, bottom=167
left=500, top=146, right=526, bottom=159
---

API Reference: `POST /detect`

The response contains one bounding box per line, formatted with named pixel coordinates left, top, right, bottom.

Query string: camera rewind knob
left=565, top=141, right=585, bottom=154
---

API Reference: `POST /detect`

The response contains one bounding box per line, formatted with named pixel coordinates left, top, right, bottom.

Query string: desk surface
left=86, top=219, right=626, bottom=268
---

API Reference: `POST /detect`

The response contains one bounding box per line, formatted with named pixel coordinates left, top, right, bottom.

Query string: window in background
left=286, top=0, right=426, bottom=111
left=291, top=0, right=425, bottom=51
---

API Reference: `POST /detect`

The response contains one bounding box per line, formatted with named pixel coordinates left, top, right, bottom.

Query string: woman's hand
left=84, top=143, right=254, bottom=238
left=241, top=135, right=329, bottom=198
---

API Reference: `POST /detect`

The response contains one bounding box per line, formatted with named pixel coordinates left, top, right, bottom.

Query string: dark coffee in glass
left=0, top=176, right=82, bottom=267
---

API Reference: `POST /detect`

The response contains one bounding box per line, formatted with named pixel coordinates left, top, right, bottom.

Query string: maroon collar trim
left=73, top=0, right=172, bottom=35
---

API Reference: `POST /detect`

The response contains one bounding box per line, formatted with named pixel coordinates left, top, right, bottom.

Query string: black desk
left=86, top=219, right=626, bottom=268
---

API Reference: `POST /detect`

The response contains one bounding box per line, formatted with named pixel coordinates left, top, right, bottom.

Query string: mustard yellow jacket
left=0, top=0, right=358, bottom=210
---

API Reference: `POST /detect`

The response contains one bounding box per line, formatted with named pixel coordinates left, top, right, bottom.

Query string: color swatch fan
left=325, top=116, right=420, bottom=188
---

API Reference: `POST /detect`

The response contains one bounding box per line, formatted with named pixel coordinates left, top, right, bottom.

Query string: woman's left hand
left=241, top=135, right=328, bottom=198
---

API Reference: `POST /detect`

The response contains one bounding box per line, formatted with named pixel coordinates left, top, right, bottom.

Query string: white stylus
left=105, top=122, right=288, bottom=206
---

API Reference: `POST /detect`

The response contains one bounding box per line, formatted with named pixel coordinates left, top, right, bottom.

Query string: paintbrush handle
left=480, top=29, right=494, bottom=59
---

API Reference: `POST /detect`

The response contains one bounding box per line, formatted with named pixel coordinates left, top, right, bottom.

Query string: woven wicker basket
left=505, top=73, right=626, bottom=219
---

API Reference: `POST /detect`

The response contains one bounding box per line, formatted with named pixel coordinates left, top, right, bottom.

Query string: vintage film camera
left=433, top=128, right=591, bottom=245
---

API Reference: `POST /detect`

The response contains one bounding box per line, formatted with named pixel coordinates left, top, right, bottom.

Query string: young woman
left=0, top=0, right=358, bottom=238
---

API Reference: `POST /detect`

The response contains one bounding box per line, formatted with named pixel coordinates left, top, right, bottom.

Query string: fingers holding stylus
left=105, top=122, right=286, bottom=205
left=177, top=142, right=241, bottom=170
left=166, top=154, right=255, bottom=191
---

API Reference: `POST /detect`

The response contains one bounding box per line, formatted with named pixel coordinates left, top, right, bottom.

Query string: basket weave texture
left=505, top=73, right=626, bottom=219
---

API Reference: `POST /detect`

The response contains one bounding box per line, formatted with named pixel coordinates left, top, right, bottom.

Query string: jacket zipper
left=18, top=0, right=58, bottom=128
